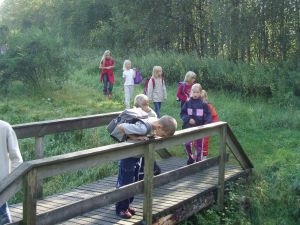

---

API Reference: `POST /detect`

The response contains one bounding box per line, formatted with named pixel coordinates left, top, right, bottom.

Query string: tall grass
left=1, top=50, right=299, bottom=224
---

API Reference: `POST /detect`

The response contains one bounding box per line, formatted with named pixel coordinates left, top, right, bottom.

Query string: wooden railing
left=0, top=113, right=253, bottom=225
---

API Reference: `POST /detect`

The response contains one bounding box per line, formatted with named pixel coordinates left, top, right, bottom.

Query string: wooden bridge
left=0, top=112, right=253, bottom=225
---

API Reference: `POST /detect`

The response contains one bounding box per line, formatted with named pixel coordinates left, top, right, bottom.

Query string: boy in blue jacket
left=114, top=113, right=177, bottom=219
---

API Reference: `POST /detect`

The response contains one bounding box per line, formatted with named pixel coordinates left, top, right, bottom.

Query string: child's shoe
left=128, top=206, right=137, bottom=215
left=187, top=158, right=194, bottom=165
left=117, top=209, right=132, bottom=219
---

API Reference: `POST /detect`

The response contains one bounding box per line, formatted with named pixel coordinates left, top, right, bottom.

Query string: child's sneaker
left=203, top=156, right=207, bottom=160
left=117, top=209, right=132, bottom=219
left=128, top=206, right=137, bottom=215
left=187, top=158, right=194, bottom=165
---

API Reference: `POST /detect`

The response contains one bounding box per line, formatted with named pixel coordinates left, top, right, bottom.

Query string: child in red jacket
left=176, top=71, right=197, bottom=107
left=200, top=89, right=219, bottom=159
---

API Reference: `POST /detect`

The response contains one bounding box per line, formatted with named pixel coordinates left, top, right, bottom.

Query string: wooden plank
left=143, top=143, right=155, bottom=224
left=13, top=112, right=121, bottom=139
left=23, top=169, right=38, bottom=225
left=9, top=159, right=246, bottom=225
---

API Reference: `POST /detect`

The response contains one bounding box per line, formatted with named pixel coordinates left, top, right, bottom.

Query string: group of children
left=99, top=50, right=166, bottom=117
left=99, top=50, right=219, bottom=219
left=176, top=71, right=219, bottom=164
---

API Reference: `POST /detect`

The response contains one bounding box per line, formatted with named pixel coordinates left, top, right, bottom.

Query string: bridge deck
left=9, top=157, right=245, bottom=225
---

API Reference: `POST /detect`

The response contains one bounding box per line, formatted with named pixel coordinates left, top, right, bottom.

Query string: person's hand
left=127, top=135, right=149, bottom=141
left=189, top=118, right=196, bottom=125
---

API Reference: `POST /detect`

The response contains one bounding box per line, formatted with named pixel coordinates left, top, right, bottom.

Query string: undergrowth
left=1, top=51, right=299, bottom=225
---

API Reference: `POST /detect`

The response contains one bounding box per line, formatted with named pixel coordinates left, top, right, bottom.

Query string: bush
left=0, top=28, right=70, bottom=95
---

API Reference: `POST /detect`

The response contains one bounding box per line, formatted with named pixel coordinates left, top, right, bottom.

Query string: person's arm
left=147, top=78, right=154, bottom=100
left=118, top=122, right=147, bottom=138
left=109, top=59, right=115, bottom=69
left=163, top=81, right=167, bottom=100
left=208, top=103, right=219, bottom=122
left=203, top=103, right=212, bottom=124
left=7, top=127, right=23, bottom=170
left=180, top=101, right=190, bottom=125
left=122, top=71, right=126, bottom=85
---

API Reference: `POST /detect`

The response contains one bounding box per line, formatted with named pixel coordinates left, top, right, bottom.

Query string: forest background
left=0, top=0, right=299, bottom=224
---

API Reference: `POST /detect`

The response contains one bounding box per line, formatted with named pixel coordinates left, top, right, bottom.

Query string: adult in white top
left=0, top=120, right=23, bottom=224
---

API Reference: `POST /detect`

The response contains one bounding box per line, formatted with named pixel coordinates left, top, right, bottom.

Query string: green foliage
left=1, top=0, right=299, bottom=62
left=125, top=51, right=299, bottom=106
left=2, top=49, right=299, bottom=225
left=0, top=27, right=69, bottom=95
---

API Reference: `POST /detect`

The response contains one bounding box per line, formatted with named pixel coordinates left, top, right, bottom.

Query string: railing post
left=35, top=136, right=44, bottom=199
left=23, top=168, right=38, bottom=225
left=143, top=143, right=154, bottom=225
left=217, top=125, right=227, bottom=211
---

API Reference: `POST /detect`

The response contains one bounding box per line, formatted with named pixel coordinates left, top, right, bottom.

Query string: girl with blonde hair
left=146, top=66, right=167, bottom=117
left=176, top=71, right=197, bottom=107
left=99, top=50, right=115, bottom=99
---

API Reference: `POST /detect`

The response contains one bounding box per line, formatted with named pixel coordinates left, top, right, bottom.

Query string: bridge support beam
left=217, top=125, right=227, bottom=211
left=143, top=143, right=155, bottom=224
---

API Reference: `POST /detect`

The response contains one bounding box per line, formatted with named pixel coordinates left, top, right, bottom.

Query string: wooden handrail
left=13, top=112, right=122, bottom=139
left=1, top=117, right=253, bottom=225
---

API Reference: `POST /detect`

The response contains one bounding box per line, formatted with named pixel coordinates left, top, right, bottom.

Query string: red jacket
left=176, top=82, right=192, bottom=103
left=100, top=58, right=115, bottom=84
left=203, top=102, right=219, bottom=154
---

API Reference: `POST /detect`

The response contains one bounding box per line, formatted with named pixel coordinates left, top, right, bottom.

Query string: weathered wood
left=226, top=126, right=254, bottom=169
left=143, top=143, right=155, bottom=225
left=33, top=142, right=146, bottom=180
left=155, top=148, right=172, bottom=158
left=23, top=169, right=38, bottom=225
left=35, top=136, right=44, bottom=199
left=9, top=157, right=248, bottom=225
left=13, top=112, right=122, bottom=139
left=0, top=163, right=31, bottom=206
left=152, top=192, right=215, bottom=225
left=2, top=120, right=253, bottom=225
left=217, top=125, right=227, bottom=211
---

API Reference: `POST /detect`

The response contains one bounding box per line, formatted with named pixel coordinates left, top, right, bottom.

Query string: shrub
left=0, top=28, right=69, bottom=95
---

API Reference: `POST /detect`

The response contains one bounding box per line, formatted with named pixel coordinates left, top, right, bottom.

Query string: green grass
left=1, top=54, right=299, bottom=225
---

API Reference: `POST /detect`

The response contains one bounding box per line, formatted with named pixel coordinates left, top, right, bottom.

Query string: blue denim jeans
left=153, top=102, right=161, bottom=118
left=115, top=157, right=140, bottom=214
left=0, top=203, right=11, bottom=225
left=102, top=74, right=113, bottom=95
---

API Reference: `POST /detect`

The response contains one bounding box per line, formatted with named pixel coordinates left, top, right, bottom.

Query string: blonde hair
left=191, top=83, right=202, bottom=94
left=158, top=115, right=177, bottom=137
left=152, top=66, right=163, bottom=78
left=184, top=71, right=197, bottom=83
left=134, top=94, right=149, bottom=108
left=101, top=50, right=111, bottom=63
left=200, top=89, right=208, bottom=103
left=123, top=59, right=131, bottom=71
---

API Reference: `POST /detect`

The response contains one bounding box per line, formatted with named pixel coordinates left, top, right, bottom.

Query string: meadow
left=1, top=52, right=299, bottom=225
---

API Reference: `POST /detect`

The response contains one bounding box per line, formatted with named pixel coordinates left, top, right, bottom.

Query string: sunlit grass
left=2, top=53, right=299, bottom=225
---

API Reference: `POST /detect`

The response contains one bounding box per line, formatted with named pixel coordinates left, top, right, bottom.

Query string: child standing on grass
left=122, top=60, right=136, bottom=109
left=99, top=50, right=115, bottom=99
left=113, top=113, right=177, bottom=219
left=133, top=94, right=161, bottom=179
left=176, top=71, right=197, bottom=107
left=180, top=83, right=212, bottom=164
left=200, top=89, right=219, bottom=159
left=146, top=66, right=167, bottom=118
